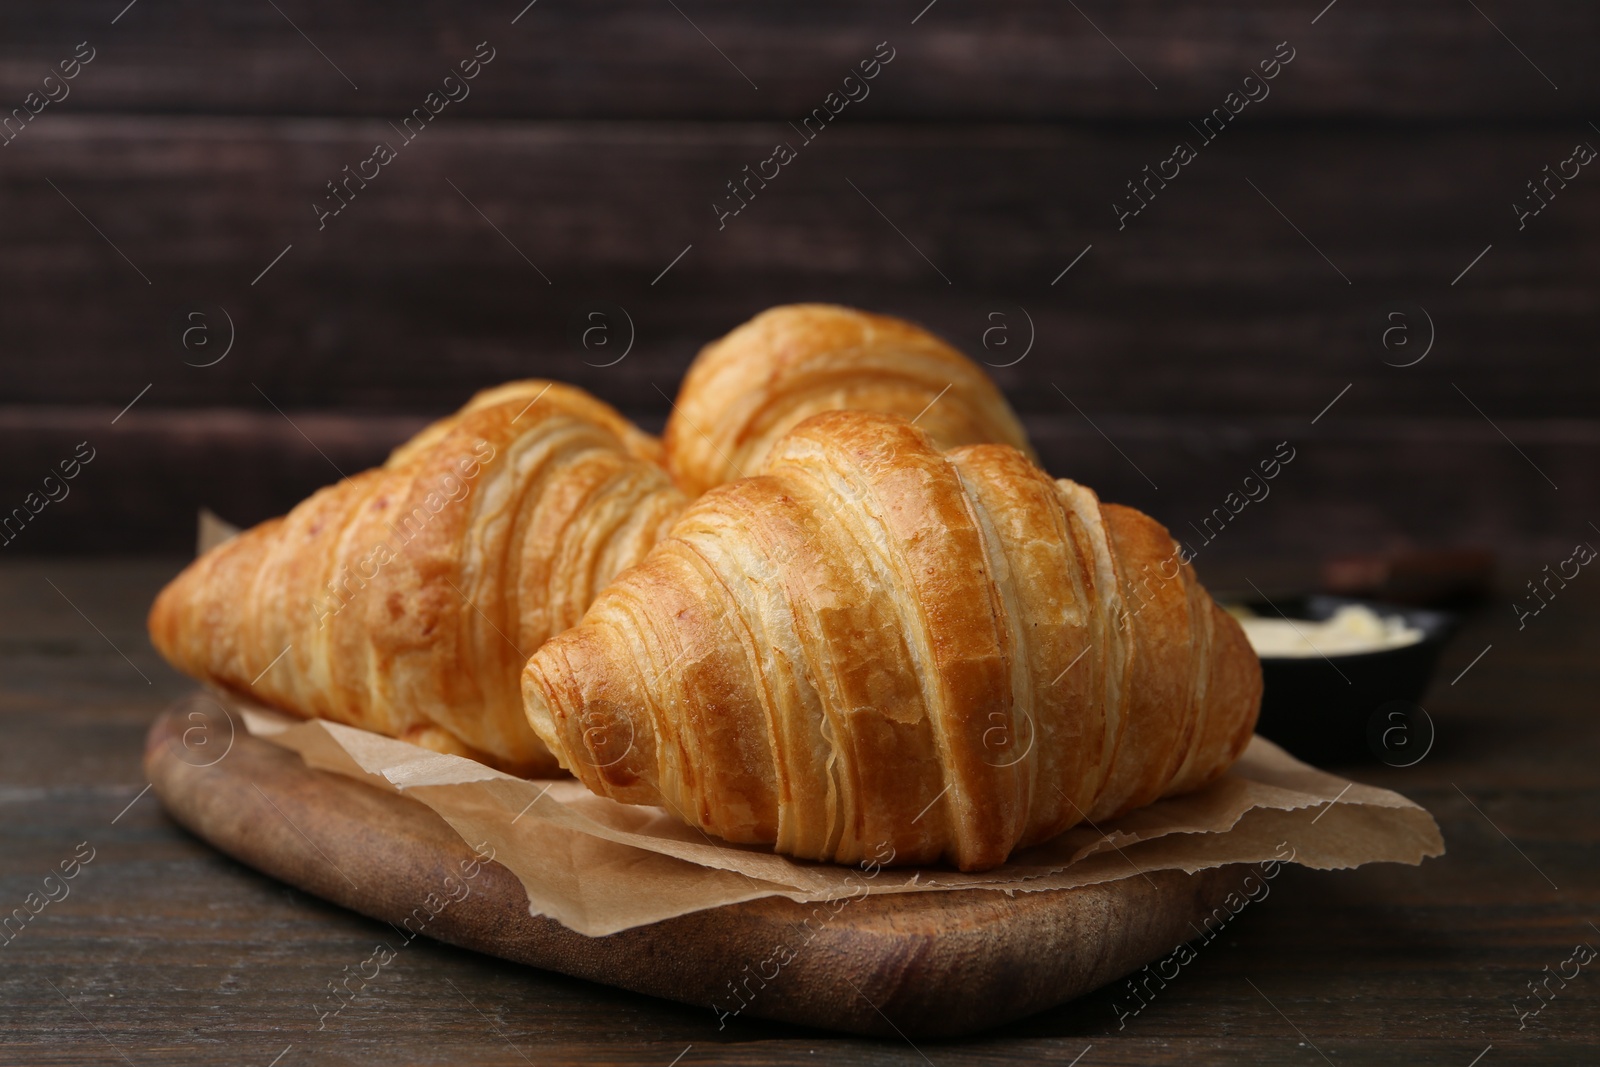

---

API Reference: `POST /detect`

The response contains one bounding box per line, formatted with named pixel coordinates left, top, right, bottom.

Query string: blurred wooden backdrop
left=1, top=0, right=1596, bottom=564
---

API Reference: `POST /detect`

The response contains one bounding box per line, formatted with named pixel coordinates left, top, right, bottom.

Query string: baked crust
left=525, top=411, right=1260, bottom=870
left=148, top=380, right=686, bottom=776
left=663, top=304, right=1035, bottom=497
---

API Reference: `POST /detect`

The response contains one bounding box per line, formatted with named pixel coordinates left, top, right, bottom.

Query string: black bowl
left=1244, top=595, right=1457, bottom=766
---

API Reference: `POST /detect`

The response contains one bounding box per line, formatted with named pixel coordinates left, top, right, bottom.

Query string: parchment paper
left=231, top=697, right=1444, bottom=936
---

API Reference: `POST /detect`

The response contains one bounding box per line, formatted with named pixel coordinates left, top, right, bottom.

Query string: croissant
left=523, top=410, right=1260, bottom=871
left=149, top=380, right=686, bottom=776
left=662, top=303, right=1036, bottom=497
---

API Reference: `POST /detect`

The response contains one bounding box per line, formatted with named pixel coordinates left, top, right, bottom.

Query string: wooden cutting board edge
left=144, top=694, right=1246, bottom=1038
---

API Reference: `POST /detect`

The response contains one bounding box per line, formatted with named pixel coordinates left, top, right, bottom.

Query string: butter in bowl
left=1228, top=596, right=1457, bottom=765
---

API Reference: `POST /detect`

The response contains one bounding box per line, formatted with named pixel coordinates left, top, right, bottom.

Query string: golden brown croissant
left=662, top=303, right=1036, bottom=497
left=149, top=380, right=686, bottom=776
left=523, top=410, right=1260, bottom=870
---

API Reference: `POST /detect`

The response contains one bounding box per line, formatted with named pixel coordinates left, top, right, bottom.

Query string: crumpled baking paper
left=232, top=698, right=1444, bottom=937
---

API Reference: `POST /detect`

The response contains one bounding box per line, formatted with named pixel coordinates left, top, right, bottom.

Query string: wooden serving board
left=144, top=694, right=1244, bottom=1038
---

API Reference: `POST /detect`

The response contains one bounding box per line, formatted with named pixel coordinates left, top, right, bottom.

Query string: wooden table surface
left=2, top=555, right=1595, bottom=1065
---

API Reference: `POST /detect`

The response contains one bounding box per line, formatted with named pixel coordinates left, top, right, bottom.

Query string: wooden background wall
left=1, top=1, right=1596, bottom=566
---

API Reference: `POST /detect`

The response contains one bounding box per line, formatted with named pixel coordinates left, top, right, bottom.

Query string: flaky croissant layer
left=524, top=410, right=1260, bottom=871
left=149, top=381, right=686, bottom=776
left=663, top=303, right=1036, bottom=497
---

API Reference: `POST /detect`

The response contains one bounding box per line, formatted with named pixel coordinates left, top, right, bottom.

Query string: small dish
left=1236, top=595, right=1457, bottom=765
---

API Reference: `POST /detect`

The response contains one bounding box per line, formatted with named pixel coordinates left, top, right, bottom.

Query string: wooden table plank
left=1, top=556, right=1596, bottom=1064
left=3, top=119, right=1597, bottom=419
left=3, top=1, right=1596, bottom=120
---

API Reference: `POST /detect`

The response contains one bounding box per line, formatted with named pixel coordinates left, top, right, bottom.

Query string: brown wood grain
left=3, top=107, right=1597, bottom=558
left=10, top=111, right=1596, bottom=556
left=2, top=556, right=1598, bottom=1065
left=2, top=118, right=1595, bottom=418
left=0, top=1, right=1594, bottom=119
